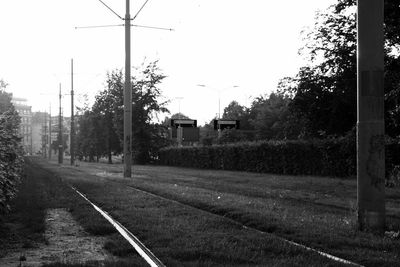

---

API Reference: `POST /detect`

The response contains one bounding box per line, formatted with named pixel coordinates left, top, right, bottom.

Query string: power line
left=131, top=24, right=173, bottom=31
left=132, top=0, right=150, bottom=21
left=75, top=24, right=173, bottom=31
left=97, top=0, right=123, bottom=20
left=75, top=24, right=124, bottom=29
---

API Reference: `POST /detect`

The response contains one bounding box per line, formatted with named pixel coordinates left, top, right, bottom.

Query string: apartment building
left=12, top=97, right=32, bottom=154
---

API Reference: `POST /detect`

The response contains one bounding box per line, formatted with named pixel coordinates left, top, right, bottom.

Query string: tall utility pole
left=49, top=103, right=52, bottom=160
left=58, top=84, right=63, bottom=164
left=123, top=0, right=132, bottom=178
left=70, top=59, right=75, bottom=166
left=76, top=0, right=171, bottom=177
left=44, top=111, right=47, bottom=158
left=357, top=0, right=385, bottom=232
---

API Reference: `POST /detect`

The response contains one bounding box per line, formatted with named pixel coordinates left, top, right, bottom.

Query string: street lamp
left=196, top=84, right=239, bottom=119
left=174, top=97, right=184, bottom=118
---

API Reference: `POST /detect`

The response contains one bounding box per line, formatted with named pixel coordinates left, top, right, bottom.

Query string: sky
left=0, top=0, right=336, bottom=125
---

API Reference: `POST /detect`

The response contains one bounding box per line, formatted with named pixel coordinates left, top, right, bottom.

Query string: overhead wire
left=97, top=0, right=123, bottom=20
left=75, top=24, right=124, bottom=29
left=132, top=0, right=150, bottom=20
left=131, top=24, right=173, bottom=31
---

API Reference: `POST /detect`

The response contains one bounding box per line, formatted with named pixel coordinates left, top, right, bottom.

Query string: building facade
left=31, top=112, right=50, bottom=155
left=12, top=97, right=32, bottom=154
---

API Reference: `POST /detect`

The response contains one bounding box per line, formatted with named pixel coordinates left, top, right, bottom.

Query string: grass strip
left=39, top=159, right=400, bottom=266
left=37, top=162, right=351, bottom=266
left=0, top=158, right=146, bottom=267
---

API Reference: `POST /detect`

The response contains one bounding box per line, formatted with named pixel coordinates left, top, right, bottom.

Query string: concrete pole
left=123, top=0, right=132, bottom=177
left=49, top=103, right=51, bottom=160
left=177, top=126, right=183, bottom=147
left=44, top=111, right=47, bottom=158
left=70, top=58, right=75, bottom=166
left=58, top=84, right=63, bottom=164
left=357, top=0, right=385, bottom=232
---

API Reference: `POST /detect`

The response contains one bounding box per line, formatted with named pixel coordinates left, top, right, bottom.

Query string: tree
left=92, top=72, right=123, bottom=163
left=249, top=93, right=292, bottom=140
left=112, top=61, right=169, bottom=163
left=222, top=101, right=252, bottom=130
left=76, top=61, right=170, bottom=164
left=75, top=110, right=103, bottom=162
left=282, top=0, right=400, bottom=138
left=0, top=80, right=23, bottom=214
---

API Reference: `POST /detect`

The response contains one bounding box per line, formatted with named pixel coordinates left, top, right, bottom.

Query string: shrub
left=0, top=109, right=24, bottom=214
left=157, top=136, right=399, bottom=178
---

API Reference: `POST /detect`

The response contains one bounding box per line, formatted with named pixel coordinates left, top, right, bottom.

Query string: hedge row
left=157, top=137, right=400, bottom=178
left=0, top=111, right=24, bottom=214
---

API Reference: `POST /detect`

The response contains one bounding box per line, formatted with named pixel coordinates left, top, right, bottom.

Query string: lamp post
left=197, top=84, right=239, bottom=119
left=174, top=97, right=184, bottom=118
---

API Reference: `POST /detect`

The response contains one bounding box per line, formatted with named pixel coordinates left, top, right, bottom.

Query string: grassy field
left=0, top=158, right=147, bottom=266
left=34, top=157, right=400, bottom=266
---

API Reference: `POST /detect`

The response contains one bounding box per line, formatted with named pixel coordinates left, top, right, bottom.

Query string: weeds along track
left=103, top=178, right=362, bottom=267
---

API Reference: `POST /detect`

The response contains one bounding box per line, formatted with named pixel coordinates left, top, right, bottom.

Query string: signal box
left=213, top=120, right=240, bottom=130
left=169, top=118, right=199, bottom=143
left=171, top=119, right=197, bottom=128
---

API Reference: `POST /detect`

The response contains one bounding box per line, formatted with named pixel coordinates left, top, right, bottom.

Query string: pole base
left=358, top=209, right=385, bottom=233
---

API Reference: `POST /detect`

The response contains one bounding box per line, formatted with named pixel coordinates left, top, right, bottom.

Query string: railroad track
left=85, top=175, right=363, bottom=267
left=36, top=160, right=365, bottom=266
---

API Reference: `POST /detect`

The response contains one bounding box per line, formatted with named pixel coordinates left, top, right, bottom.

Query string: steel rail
left=111, top=179, right=364, bottom=267
left=71, top=186, right=165, bottom=267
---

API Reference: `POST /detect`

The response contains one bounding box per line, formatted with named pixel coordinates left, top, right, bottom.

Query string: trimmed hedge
left=157, top=137, right=399, bottom=178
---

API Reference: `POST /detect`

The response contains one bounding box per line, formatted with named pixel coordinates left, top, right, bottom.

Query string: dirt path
left=0, top=208, right=114, bottom=267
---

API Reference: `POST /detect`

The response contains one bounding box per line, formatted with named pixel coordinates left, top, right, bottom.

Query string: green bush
left=157, top=136, right=399, bottom=178
left=0, top=110, right=24, bottom=214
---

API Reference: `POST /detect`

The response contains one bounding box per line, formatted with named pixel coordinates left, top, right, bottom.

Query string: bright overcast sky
left=0, top=0, right=336, bottom=125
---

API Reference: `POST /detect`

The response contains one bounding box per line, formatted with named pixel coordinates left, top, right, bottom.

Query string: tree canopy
left=0, top=80, right=23, bottom=214
left=279, top=0, right=400, bottom=138
left=76, top=61, right=170, bottom=164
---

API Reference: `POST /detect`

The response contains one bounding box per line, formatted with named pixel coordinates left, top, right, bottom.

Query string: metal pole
left=58, top=84, right=63, bottom=164
left=70, top=58, right=75, bottom=166
left=218, top=95, right=221, bottom=119
left=357, top=0, right=385, bottom=232
left=49, top=103, right=51, bottom=160
left=123, top=0, right=132, bottom=177
left=44, top=111, right=47, bottom=158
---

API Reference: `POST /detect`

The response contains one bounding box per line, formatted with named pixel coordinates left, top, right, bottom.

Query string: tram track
left=98, top=177, right=363, bottom=267
left=35, top=159, right=399, bottom=266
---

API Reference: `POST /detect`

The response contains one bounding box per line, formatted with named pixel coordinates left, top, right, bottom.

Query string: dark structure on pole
left=58, top=84, right=63, bottom=164
left=123, top=0, right=132, bottom=178
left=357, top=0, right=385, bottom=232
left=70, top=59, right=75, bottom=166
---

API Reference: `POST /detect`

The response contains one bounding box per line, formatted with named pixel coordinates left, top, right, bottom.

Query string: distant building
left=31, top=112, right=50, bottom=155
left=12, top=97, right=32, bottom=154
